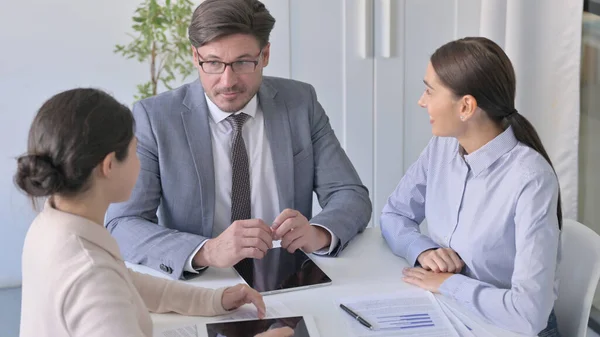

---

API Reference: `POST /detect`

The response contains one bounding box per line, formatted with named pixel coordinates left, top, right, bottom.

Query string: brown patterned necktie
left=226, top=113, right=251, bottom=222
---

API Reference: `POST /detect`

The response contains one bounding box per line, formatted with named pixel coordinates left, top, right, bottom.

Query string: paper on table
left=436, top=299, right=476, bottom=337
left=434, top=295, right=528, bottom=337
left=156, top=301, right=293, bottom=337
left=338, top=289, right=460, bottom=337
left=157, top=324, right=199, bottom=337
left=217, top=300, right=293, bottom=321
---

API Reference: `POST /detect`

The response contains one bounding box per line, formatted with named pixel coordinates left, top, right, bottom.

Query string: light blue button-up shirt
left=381, top=127, right=560, bottom=336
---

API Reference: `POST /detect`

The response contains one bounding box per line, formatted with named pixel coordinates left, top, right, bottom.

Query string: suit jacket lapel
left=259, top=82, right=294, bottom=211
left=181, top=80, right=215, bottom=238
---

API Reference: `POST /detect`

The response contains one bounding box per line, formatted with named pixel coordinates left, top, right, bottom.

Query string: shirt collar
left=458, top=126, right=519, bottom=176
left=41, top=199, right=123, bottom=261
left=205, top=93, right=258, bottom=124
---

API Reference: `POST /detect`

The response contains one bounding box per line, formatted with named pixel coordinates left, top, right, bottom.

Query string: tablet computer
left=205, top=315, right=319, bottom=337
left=232, top=247, right=332, bottom=295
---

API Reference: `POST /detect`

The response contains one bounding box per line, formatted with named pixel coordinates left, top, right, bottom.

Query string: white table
left=128, top=228, right=530, bottom=337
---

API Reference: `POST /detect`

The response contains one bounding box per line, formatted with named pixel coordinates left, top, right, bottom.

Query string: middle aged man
left=105, top=0, right=372, bottom=280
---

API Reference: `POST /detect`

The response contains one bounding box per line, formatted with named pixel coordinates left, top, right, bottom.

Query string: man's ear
left=261, top=43, right=271, bottom=67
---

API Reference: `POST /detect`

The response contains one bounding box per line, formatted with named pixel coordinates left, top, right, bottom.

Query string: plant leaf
left=115, top=0, right=195, bottom=100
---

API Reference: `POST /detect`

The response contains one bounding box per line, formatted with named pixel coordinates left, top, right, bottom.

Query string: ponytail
left=431, top=37, right=562, bottom=230
left=506, top=111, right=563, bottom=230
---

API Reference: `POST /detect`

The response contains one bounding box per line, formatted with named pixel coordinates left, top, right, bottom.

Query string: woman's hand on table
left=402, top=267, right=453, bottom=293
left=221, top=284, right=266, bottom=318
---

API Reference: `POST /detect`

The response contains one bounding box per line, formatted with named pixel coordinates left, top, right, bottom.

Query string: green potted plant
left=115, top=0, right=195, bottom=100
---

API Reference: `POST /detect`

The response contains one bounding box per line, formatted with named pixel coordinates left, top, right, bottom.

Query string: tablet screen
left=232, top=247, right=332, bottom=294
left=206, top=316, right=311, bottom=337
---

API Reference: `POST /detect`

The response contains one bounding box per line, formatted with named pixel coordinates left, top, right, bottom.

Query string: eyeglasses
left=196, top=50, right=263, bottom=74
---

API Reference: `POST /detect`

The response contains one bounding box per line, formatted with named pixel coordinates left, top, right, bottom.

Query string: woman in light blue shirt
left=381, top=37, right=561, bottom=337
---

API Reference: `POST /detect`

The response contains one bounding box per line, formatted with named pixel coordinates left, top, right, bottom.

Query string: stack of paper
left=337, top=290, right=460, bottom=337
left=433, top=295, right=530, bottom=337
left=337, top=290, right=531, bottom=337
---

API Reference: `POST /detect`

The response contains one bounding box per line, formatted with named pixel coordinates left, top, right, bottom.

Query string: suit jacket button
left=166, top=266, right=173, bottom=274
left=160, top=264, right=168, bottom=272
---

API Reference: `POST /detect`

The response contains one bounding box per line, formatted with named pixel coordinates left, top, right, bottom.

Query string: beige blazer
left=20, top=200, right=228, bottom=337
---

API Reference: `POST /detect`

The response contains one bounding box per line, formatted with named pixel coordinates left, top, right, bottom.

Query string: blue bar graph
left=376, top=313, right=435, bottom=331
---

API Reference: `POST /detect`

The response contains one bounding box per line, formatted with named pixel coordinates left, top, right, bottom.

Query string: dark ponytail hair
left=430, top=37, right=562, bottom=229
left=15, top=88, right=134, bottom=204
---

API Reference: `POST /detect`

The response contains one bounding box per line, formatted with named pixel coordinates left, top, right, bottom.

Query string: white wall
left=0, top=0, right=159, bottom=287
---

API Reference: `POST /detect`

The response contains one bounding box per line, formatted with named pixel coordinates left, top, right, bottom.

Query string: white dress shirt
left=185, top=94, right=338, bottom=272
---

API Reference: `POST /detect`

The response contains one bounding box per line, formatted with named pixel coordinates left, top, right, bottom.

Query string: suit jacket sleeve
left=105, top=101, right=208, bottom=280
left=307, top=84, right=372, bottom=255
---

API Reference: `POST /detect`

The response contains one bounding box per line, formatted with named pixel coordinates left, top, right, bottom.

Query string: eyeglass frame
left=195, top=49, right=264, bottom=74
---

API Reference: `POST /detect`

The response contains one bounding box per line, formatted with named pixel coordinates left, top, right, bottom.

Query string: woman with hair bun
left=15, top=88, right=294, bottom=337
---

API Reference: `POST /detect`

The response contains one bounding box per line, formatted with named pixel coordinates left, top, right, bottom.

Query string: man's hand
left=221, top=284, right=266, bottom=318
left=416, top=248, right=464, bottom=273
left=255, top=327, right=295, bottom=337
left=194, top=219, right=273, bottom=268
left=271, top=209, right=331, bottom=253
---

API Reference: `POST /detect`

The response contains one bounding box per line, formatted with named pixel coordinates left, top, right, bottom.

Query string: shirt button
left=160, top=264, right=172, bottom=274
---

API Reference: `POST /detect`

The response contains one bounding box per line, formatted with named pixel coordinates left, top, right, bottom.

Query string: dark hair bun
left=15, top=154, right=65, bottom=197
left=15, top=88, right=134, bottom=200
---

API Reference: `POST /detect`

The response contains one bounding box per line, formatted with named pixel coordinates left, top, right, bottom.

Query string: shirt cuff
left=310, top=223, right=339, bottom=255
left=439, top=273, right=476, bottom=303
left=184, top=240, right=209, bottom=273
left=406, top=236, right=441, bottom=267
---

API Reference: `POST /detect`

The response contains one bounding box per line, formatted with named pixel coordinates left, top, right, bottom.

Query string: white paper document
left=338, top=290, right=460, bottom=337
left=433, top=296, right=529, bottom=337
left=436, top=299, right=477, bottom=337
left=156, top=301, right=294, bottom=337
left=217, top=300, right=293, bottom=321
left=158, top=324, right=199, bottom=337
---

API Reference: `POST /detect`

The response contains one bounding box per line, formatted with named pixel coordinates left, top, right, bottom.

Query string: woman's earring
left=460, top=115, right=465, bottom=121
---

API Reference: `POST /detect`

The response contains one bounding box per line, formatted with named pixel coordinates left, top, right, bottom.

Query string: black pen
left=339, top=303, right=374, bottom=330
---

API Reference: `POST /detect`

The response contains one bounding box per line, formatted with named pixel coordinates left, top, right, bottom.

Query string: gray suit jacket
left=105, top=77, right=372, bottom=279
